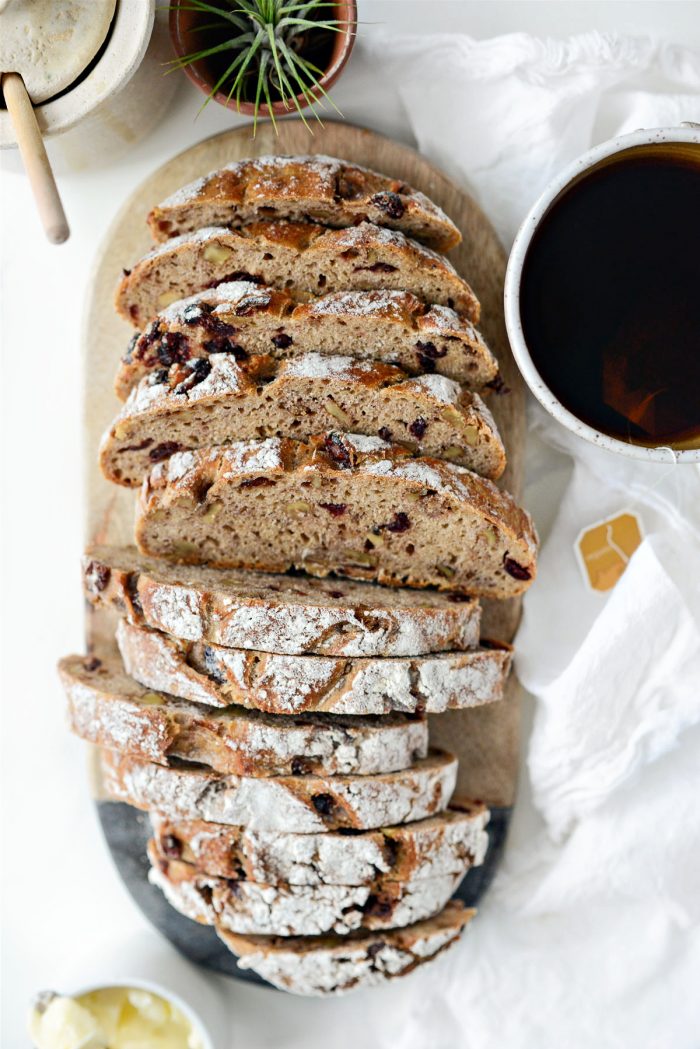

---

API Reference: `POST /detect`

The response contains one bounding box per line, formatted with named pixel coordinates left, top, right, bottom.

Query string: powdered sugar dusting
left=422, top=303, right=478, bottom=337
left=160, top=174, right=209, bottom=209
left=88, top=548, right=482, bottom=657
left=283, top=352, right=373, bottom=381
left=165, top=450, right=198, bottom=483
left=339, top=433, right=391, bottom=453
left=152, top=806, right=488, bottom=886
left=120, top=622, right=508, bottom=716
left=220, top=438, right=284, bottom=475
left=405, top=373, right=461, bottom=404
left=159, top=281, right=264, bottom=323
left=152, top=855, right=461, bottom=936
left=102, top=750, right=457, bottom=832
left=229, top=911, right=465, bottom=996
left=141, top=226, right=230, bottom=263
left=332, top=222, right=455, bottom=270
left=306, top=289, right=413, bottom=320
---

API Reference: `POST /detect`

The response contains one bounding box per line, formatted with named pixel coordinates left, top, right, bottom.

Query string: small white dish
left=29, top=932, right=228, bottom=1049
left=504, top=124, right=700, bottom=464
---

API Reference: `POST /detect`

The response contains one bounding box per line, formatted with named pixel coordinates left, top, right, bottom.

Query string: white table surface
left=3, top=2, right=699, bottom=1046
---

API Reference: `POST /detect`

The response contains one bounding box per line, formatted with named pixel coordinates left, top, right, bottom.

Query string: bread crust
left=115, top=284, right=497, bottom=398
left=82, top=545, right=482, bottom=658
left=116, top=619, right=512, bottom=715
left=115, top=221, right=480, bottom=329
left=135, top=433, right=538, bottom=598
left=217, top=901, right=473, bottom=996
left=147, top=155, right=461, bottom=252
left=149, top=800, right=488, bottom=885
left=60, top=654, right=428, bottom=777
left=147, top=839, right=465, bottom=936
left=100, top=747, right=458, bottom=832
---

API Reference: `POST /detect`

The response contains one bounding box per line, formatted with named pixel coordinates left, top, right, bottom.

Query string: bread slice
left=100, top=747, right=458, bottom=832
left=147, top=155, right=461, bottom=252
left=59, top=654, right=427, bottom=777
left=115, top=221, right=480, bottom=328
left=83, top=545, right=482, bottom=657
left=116, top=619, right=511, bottom=715
left=114, top=284, right=498, bottom=399
left=147, top=840, right=465, bottom=937
left=101, top=352, right=506, bottom=487
left=217, top=901, right=473, bottom=996
left=135, top=433, right=538, bottom=598
left=149, top=800, right=488, bottom=885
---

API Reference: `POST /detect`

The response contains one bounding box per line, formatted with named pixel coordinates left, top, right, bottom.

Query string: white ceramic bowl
left=504, top=124, right=700, bottom=463
left=33, top=932, right=229, bottom=1049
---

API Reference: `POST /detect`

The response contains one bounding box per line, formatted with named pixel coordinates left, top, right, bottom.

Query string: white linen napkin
left=349, top=30, right=700, bottom=1048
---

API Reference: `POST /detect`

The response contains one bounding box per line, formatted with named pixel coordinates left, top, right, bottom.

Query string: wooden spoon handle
left=2, top=72, right=69, bottom=244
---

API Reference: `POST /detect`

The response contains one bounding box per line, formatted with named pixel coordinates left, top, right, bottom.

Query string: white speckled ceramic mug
left=504, top=124, right=700, bottom=463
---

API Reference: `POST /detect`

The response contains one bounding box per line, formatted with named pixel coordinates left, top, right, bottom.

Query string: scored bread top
left=115, top=283, right=498, bottom=398
left=82, top=545, right=482, bottom=657
left=115, top=618, right=512, bottom=715
left=135, top=433, right=538, bottom=598
left=217, top=900, right=473, bottom=996
left=149, top=800, right=489, bottom=886
left=115, top=221, right=481, bottom=328
left=147, top=839, right=465, bottom=937
left=99, top=747, right=458, bottom=832
left=148, top=155, right=461, bottom=252
left=59, top=653, right=428, bottom=777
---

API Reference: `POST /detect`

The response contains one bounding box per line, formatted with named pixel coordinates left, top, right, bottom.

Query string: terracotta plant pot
left=170, top=1, right=357, bottom=117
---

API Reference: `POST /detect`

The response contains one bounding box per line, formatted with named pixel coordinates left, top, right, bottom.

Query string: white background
left=2, top=2, right=700, bottom=1046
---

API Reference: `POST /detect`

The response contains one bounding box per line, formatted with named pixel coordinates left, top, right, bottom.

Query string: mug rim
left=504, top=125, right=700, bottom=463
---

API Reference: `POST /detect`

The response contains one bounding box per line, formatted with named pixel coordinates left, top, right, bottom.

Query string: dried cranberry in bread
left=59, top=654, right=427, bottom=777
left=115, top=284, right=497, bottom=399
left=149, top=800, right=489, bottom=886
left=135, top=433, right=538, bottom=598
left=102, top=352, right=506, bottom=487
left=115, top=221, right=480, bottom=328
left=99, top=747, right=458, bottom=832
left=116, top=620, right=512, bottom=715
left=148, top=155, right=461, bottom=252
left=147, top=840, right=465, bottom=937
left=82, top=545, right=482, bottom=658
left=217, top=901, right=473, bottom=996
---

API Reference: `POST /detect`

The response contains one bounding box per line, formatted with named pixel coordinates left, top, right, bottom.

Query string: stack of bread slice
left=60, top=155, right=537, bottom=996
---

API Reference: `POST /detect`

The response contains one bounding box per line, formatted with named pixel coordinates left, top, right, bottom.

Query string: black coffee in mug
left=519, top=143, right=700, bottom=449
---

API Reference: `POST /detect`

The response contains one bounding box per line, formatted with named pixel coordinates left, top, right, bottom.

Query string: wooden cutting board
left=83, top=120, right=526, bottom=983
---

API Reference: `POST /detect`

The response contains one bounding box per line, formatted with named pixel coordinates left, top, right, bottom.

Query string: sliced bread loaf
left=147, top=841, right=464, bottom=937
left=83, top=545, right=482, bottom=657
left=115, top=221, right=480, bottom=328
left=59, top=654, right=427, bottom=776
left=100, top=747, right=458, bottom=832
left=148, top=155, right=461, bottom=252
left=115, top=285, right=497, bottom=399
left=116, top=620, right=511, bottom=715
left=217, top=901, right=473, bottom=996
left=150, top=800, right=489, bottom=885
left=101, top=353, right=506, bottom=487
left=135, top=433, right=538, bottom=597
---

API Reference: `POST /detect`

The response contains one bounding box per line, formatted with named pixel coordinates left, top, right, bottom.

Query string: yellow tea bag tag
left=575, top=510, right=644, bottom=593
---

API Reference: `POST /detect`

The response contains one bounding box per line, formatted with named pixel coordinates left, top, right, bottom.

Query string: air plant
left=168, top=0, right=352, bottom=131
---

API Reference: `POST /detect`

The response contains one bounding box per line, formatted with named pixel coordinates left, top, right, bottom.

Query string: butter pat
left=29, top=987, right=205, bottom=1049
